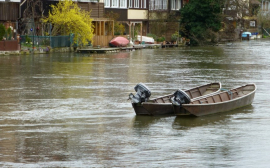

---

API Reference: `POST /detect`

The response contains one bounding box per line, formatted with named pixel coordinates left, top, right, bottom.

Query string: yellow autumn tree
left=43, top=0, right=94, bottom=46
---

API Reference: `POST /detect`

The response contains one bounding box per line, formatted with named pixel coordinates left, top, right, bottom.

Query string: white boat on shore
left=137, top=35, right=155, bottom=44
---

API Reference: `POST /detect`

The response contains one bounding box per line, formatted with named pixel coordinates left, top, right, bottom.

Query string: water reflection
left=173, top=105, right=254, bottom=129
left=132, top=115, right=169, bottom=128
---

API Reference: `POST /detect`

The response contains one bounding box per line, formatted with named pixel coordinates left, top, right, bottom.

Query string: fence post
left=16, top=21, right=18, bottom=39
left=240, top=30, right=243, bottom=41
left=69, top=33, right=70, bottom=48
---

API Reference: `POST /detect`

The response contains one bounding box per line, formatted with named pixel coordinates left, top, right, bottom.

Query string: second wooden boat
left=175, top=83, right=256, bottom=116
left=128, top=82, right=221, bottom=115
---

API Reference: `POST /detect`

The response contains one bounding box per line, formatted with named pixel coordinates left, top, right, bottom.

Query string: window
left=105, top=0, right=110, bottom=7
left=78, top=0, right=98, bottom=2
left=81, top=0, right=98, bottom=2
left=152, top=0, right=167, bottom=10
left=144, top=0, right=146, bottom=8
left=141, top=0, right=146, bottom=8
left=250, top=21, right=255, bottom=27
left=134, top=0, right=139, bottom=8
left=177, top=0, right=181, bottom=10
left=171, top=0, right=181, bottom=10
left=149, top=0, right=154, bottom=10
left=264, top=1, right=269, bottom=11
left=163, top=0, right=167, bottom=9
left=112, top=0, right=119, bottom=7
left=155, top=0, right=161, bottom=9
left=120, top=0, right=127, bottom=8
left=129, top=0, right=133, bottom=8
left=171, top=0, right=175, bottom=10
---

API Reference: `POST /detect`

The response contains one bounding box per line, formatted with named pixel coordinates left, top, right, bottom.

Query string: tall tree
left=180, top=0, right=222, bottom=45
left=20, top=0, right=43, bottom=35
left=257, top=9, right=270, bottom=36
left=43, top=0, right=94, bottom=46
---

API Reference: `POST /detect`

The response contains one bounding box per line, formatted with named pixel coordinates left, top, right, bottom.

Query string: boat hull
left=132, top=103, right=174, bottom=115
left=131, top=82, right=221, bottom=115
left=137, top=35, right=155, bottom=44
left=177, top=84, right=256, bottom=116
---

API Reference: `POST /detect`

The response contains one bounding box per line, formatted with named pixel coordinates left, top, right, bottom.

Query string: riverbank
left=0, top=46, right=74, bottom=56
left=0, top=43, right=170, bottom=56
left=3, top=39, right=253, bottom=56
left=1, top=35, right=268, bottom=56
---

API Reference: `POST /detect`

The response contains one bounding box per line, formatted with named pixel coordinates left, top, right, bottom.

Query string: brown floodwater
left=0, top=39, right=270, bottom=167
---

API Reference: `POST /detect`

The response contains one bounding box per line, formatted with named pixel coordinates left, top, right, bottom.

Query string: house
left=0, top=0, right=20, bottom=51
left=104, top=0, right=148, bottom=42
left=221, top=0, right=260, bottom=40
left=104, top=0, right=186, bottom=42
left=245, top=0, right=260, bottom=33
left=20, top=0, right=106, bottom=31
left=20, top=0, right=104, bottom=18
left=19, top=0, right=114, bottom=47
left=260, top=0, right=270, bottom=36
left=0, top=0, right=20, bottom=32
left=148, top=0, right=185, bottom=42
left=261, top=0, right=270, bottom=12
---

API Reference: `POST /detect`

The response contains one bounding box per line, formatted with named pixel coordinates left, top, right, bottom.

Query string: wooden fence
left=0, top=40, right=20, bottom=51
left=92, top=35, right=113, bottom=47
left=0, top=35, right=129, bottom=51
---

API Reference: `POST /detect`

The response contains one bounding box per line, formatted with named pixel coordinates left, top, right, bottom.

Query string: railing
left=19, top=34, right=117, bottom=48
left=20, top=35, right=72, bottom=48
left=263, top=28, right=270, bottom=36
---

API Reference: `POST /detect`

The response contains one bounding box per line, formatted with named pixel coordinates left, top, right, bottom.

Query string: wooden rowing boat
left=175, top=83, right=256, bottom=116
left=129, top=82, right=221, bottom=115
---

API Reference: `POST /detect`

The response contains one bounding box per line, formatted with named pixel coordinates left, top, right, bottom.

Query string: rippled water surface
left=0, top=39, right=270, bottom=167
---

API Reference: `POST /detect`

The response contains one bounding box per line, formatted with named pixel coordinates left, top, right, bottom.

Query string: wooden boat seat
left=238, top=90, right=252, bottom=96
left=189, top=89, right=202, bottom=98
left=198, top=99, right=208, bottom=104
left=240, top=85, right=255, bottom=95
left=203, top=90, right=214, bottom=95
left=202, top=85, right=220, bottom=95
left=206, top=88, right=218, bottom=90
left=203, top=87, right=219, bottom=95
left=154, top=96, right=172, bottom=103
